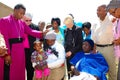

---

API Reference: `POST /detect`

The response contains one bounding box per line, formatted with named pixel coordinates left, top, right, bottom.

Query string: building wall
left=0, top=2, right=13, bottom=18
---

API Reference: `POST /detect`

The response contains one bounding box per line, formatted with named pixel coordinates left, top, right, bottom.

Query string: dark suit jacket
left=64, top=25, right=83, bottom=58
left=28, top=23, right=39, bottom=54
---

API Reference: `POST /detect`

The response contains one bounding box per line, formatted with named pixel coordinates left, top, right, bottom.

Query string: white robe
left=0, top=33, right=6, bottom=47
left=70, top=72, right=96, bottom=80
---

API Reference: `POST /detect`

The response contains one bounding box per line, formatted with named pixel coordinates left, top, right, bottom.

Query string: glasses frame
left=25, top=20, right=32, bottom=22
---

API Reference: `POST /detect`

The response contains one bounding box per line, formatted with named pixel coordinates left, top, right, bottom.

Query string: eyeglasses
left=25, top=20, right=32, bottom=22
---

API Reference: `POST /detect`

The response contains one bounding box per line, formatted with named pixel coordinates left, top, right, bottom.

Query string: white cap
left=45, top=31, right=56, bottom=40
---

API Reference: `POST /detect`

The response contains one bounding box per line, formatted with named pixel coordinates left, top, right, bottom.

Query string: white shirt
left=92, top=15, right=114, bottom=44
left=70, top=72, right=96, bottom=80
left=0, top=33, right=6, bottom=47
left=0, top=33, right=6, bottom=56
left=47, top=41, right=65, bottom=69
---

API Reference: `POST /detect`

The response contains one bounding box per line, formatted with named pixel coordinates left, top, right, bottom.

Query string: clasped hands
left=71, top=66, right=80, bottom=76
left=35, top=64, right=48, bottom=70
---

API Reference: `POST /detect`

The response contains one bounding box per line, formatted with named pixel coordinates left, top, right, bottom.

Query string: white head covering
left=25, top=13, right=33, bottom=19
left=45, top=31, right=56, bottom=40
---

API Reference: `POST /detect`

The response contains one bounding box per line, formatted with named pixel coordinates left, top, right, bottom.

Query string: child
left=44, top=31, right=65, bottom=80
left=31, top=40, right=50, bottom=80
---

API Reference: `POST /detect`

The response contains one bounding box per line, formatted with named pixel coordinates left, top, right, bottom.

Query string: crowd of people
left=0, top=0, right=120, bottom=80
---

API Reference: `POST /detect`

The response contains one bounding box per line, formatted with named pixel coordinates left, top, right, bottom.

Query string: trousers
left=97, top=46, right=117, bottom=80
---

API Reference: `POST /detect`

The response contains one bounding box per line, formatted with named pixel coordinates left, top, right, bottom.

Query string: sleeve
left=94, top=53, right=109, bottom=73
left=88, top=53, right=109, bottom=79
left=71, top=28, right=83, bottom=54
left=43, top=52, right=48, bottom=60
left=0, top=34, right=7, bottom=57
left=70, top=52, right=83, bottom=66
left=59, top=27, right=65, bottom=38
left=0, top=18, right=11, bottom=55
left=0, top=34, right=6, bottom=47
left=47, top=44, right=65, bottom=69
left=31, top=52, right=37, bottom=63
left=23, top=22, right=43, bottom=39
left=91, top=23, right=97, bottom=44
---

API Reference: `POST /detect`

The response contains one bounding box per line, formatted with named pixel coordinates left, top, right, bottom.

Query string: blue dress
left=70, top=52, right=109, bottom=80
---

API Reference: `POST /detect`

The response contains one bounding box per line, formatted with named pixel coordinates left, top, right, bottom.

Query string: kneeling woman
left=70, top=39, right=109, bottom=80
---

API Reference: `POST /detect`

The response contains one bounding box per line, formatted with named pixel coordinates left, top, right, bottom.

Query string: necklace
left=16, top=21, right=21, bottom=41
left=12, top=16, right=21, bottom=41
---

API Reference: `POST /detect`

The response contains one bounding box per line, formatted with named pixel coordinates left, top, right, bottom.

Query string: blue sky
left=1, top=0, right=110, bottom=25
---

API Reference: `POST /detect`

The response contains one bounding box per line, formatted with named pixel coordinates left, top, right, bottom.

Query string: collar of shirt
left=51, top=41, right=57, bottom=49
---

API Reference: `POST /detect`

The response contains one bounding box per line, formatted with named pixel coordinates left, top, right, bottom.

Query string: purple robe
left=0, top=14, right=43, bottom=80
left=113, top=19, right=120, bottom=58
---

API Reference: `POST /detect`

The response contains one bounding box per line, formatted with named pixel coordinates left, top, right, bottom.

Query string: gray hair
left=107, top=0, right=120, bottom=11
left=25, top=13, right=33, bottom=19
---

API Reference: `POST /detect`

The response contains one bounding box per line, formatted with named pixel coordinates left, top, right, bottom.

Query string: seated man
left=70, top=39, right=109, bottom=80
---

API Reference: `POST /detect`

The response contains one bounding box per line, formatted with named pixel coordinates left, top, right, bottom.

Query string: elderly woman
left=70, top=39, right=109, bottom=80
left=64, top=14, right=83, bottom=76
left=44, top=31, right=65, bottom=80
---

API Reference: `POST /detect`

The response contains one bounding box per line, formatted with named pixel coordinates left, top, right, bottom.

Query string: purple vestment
left=113, top=19, right=120, bottom=59
left=0, top=14, right=43, bottom=80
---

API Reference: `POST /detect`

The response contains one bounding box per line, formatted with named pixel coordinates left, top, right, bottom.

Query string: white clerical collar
left=84, top=53, right=91, bottom=55
left=69, top=28, right=72, bottom=30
